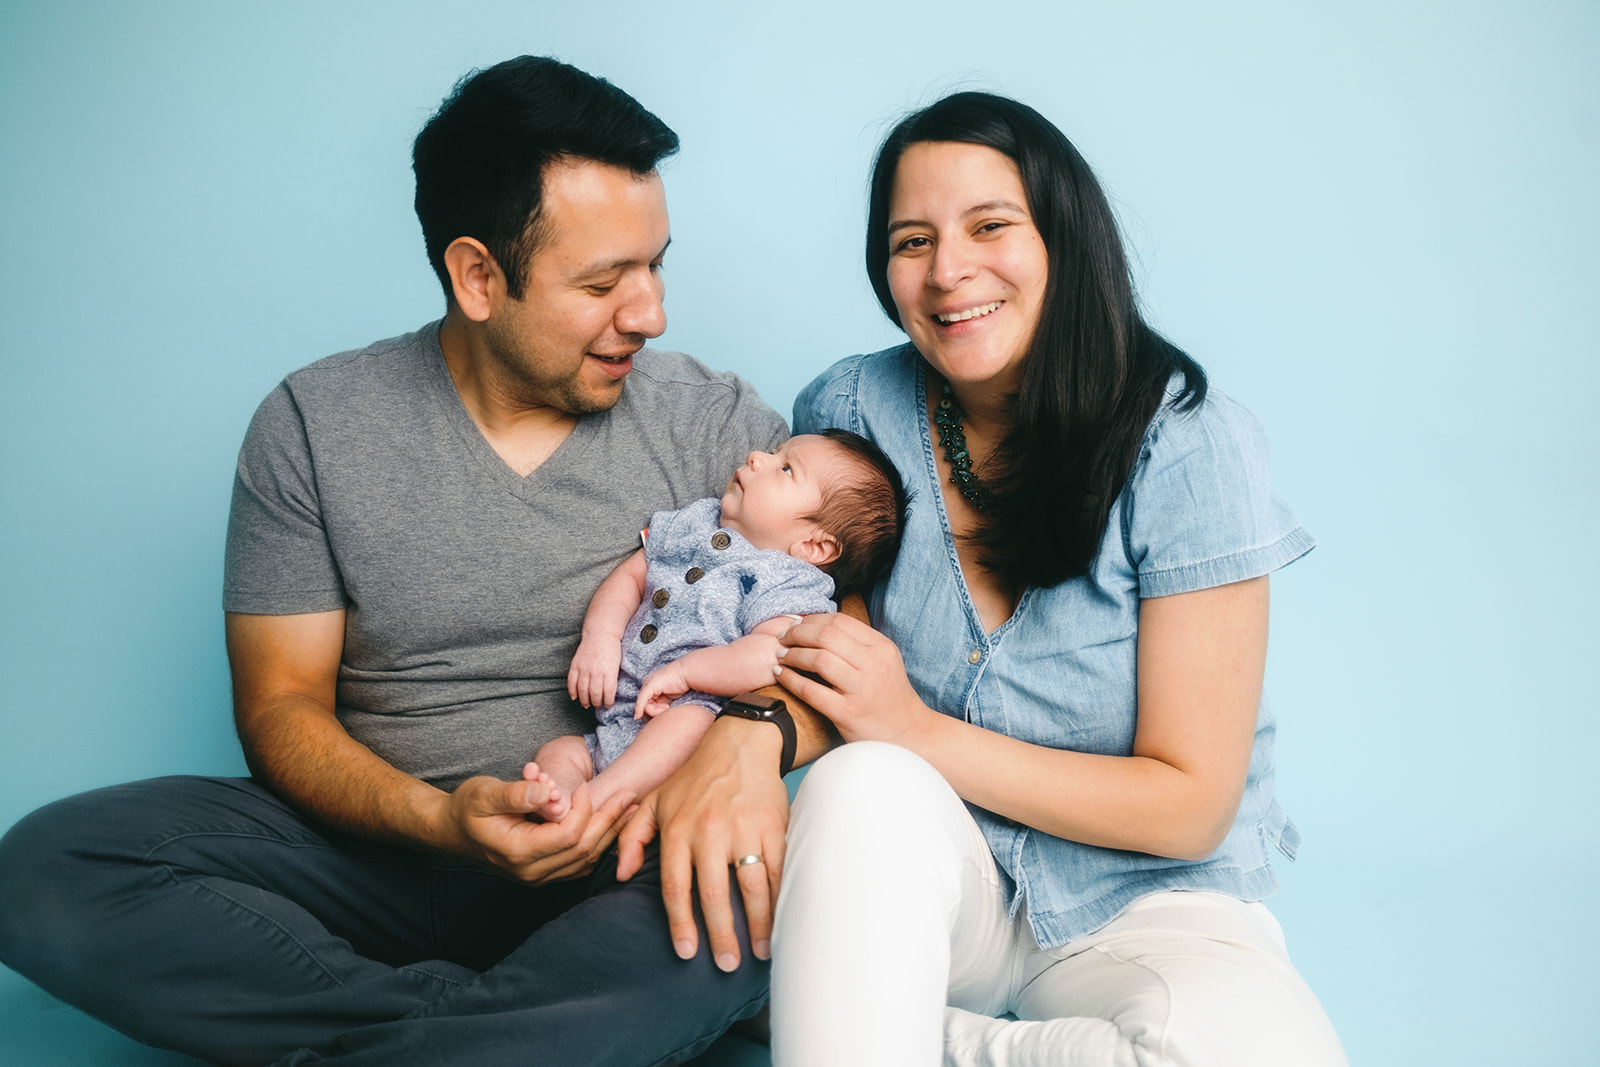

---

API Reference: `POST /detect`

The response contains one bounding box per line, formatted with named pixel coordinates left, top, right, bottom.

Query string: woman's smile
left=886, top=141, right=1049, bottom=395
left=933, top=300, right=1003, bottom=326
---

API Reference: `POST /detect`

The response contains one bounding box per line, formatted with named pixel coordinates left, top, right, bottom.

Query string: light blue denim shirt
left=794, top=345, right=1315, bottom=949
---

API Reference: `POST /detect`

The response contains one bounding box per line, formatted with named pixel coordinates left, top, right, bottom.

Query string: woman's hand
left=774, top=612, right=935, bottom=747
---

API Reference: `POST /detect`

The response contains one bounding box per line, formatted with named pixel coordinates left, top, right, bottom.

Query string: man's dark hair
left=807, top=429, right=910, bottom=598
left=865, top=92, right=1208, bottom=588
left=412, top=56, right=679, bottom=300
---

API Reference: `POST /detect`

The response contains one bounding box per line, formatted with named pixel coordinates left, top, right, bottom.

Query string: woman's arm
left=775, top=576, right=1267, bottom=861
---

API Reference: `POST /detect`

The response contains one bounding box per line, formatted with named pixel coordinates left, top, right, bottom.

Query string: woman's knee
left=794, top=741, right=954, bottom=818
left=1016, top=896, right=1347, bottom=1067
left=786, top=742, right=977, bottom=887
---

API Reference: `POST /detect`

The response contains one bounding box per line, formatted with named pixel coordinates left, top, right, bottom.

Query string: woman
left=770, top=92, right=1346, bottom=1066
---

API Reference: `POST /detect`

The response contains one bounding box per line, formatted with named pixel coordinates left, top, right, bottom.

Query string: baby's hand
left=635, top=663, right=690, bottom=719
left=568, top=635, right=622, bottom=709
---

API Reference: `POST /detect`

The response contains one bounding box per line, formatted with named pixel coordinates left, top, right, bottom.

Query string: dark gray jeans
left=0, top=776, right=766, bottom=1065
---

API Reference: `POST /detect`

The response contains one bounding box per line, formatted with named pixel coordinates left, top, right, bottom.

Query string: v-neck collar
left=421, top=322, right=600, bottom=506
left=913, top=356, right=1032, bottom=641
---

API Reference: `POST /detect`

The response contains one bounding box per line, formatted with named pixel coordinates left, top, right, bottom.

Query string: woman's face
left=885, top=141, right=1049, bottom=396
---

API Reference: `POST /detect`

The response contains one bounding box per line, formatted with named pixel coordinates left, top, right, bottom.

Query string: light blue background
left=2, top=2, right=1596, bottom=1064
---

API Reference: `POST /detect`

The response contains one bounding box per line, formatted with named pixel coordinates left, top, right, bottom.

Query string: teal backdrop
left=2, top=2, right=1596, bottom=1064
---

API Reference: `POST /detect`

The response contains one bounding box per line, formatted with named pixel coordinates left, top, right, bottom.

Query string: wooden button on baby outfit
left=685, top=567, right=705, bottom=584
left=640, top=624, right=659, bottom=643
left=711, top=532, right=732, bottom=550
left=652, top=589, right=670, bottom=608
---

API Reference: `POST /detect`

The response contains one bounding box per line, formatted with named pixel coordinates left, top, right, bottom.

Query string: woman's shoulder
left=1139, top=372, right=1271, bottom=473
left=1124, top=373, right=1311, bottom=595
left=793, top=344, right=919, bottom=434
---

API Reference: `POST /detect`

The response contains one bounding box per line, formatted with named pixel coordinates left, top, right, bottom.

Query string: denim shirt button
left=968, top=648, right=983, bottom=665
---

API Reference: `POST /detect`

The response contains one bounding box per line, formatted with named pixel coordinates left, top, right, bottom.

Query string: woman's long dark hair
left=866, top=92, right=1207, bottom=588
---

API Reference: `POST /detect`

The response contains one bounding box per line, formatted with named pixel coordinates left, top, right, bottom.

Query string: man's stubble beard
left=485, top=330, right=627, bottom=417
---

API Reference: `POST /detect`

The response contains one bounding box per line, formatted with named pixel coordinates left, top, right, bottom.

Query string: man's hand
left=229, top=611, right=632, bottom=882
left=615, top=717, right=790, bottom=972
left=443, top=765, right=635, bottom=884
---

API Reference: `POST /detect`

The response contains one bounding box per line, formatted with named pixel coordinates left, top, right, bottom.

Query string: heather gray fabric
left=224, top=322, right=788, bottom=789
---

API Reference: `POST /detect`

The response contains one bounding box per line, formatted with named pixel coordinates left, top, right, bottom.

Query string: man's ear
left=443, top=237, right=502, bottom=322
left=790, top=528, right=841, bottom=569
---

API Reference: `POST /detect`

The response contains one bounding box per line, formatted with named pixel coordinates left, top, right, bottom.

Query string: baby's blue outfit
left=586, top=497, right=836, bottom=771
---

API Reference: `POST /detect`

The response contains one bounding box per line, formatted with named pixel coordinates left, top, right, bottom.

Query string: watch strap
left=717, top=693, right=798, bottom=777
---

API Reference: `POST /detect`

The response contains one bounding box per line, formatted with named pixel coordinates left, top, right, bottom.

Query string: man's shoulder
left=618, top=348, right=786, bottom=445
left=625, top=347, right=750, bottom=395
left=281, top=322, right=440, bottom=394
left=240, top=322, right=445, bottom=455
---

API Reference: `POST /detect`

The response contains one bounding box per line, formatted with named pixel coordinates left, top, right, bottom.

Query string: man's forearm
left=238, top=695, right=454, bottom=853
left=755, top=681, right=842, bottom=770
left=697, top=678, right=840, bottom=775
left=227, top=609, right=450, bottom=852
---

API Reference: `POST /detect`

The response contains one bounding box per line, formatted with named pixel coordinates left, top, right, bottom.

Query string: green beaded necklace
left=933, top=381, right=993, bottom=512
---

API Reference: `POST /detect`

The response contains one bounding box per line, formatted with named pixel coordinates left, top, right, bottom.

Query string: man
left=0, top=56, right=833, bottom=1065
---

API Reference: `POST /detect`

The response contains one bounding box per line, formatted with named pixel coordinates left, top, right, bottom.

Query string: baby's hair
left=807, top=429, right=910, bottom=598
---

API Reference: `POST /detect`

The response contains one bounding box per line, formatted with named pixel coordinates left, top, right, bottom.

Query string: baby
left=530, top=429, right=906, bottom=821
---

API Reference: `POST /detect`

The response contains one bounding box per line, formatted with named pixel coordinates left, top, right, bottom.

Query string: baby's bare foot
left=531, top=789, right=570, bottom=822
left=521, top=762, right=570, bottom=822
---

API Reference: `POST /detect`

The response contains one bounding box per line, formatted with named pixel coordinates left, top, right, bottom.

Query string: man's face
left=483, top=159, right=670, bottom=414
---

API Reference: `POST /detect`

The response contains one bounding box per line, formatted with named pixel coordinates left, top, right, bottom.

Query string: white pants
left=771, top=742, right=1348, bottom=1067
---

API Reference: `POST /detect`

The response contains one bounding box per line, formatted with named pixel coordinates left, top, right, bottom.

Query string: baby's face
left=719, top=434, right=845, bottom=555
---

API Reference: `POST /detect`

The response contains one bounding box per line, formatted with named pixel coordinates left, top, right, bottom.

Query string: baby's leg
left=586, top=704, right=716, bottom=812
left=528, top=735, right=595, bottom=821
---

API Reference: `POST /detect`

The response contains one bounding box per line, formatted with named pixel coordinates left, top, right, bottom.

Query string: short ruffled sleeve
left=1124, top=387, right=1314, bottom=598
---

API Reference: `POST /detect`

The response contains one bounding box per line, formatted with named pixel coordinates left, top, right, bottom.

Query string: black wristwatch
left=717, top=692, right=798, bottom=777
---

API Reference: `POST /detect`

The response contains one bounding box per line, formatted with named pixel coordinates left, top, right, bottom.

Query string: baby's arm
left=634, top=615, right=800, bottom=718
left=568, top=548, right=649, bottom=709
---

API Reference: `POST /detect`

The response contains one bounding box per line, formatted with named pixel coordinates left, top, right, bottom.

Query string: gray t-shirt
left=223, top=322, right=788, bottom=789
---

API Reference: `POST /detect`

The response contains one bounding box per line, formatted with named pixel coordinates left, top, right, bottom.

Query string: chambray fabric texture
left=589, top=497, right=836, bottom=769
left=793, top=345, right=1315, bottom=949
left=223, top=322, right=787, bottom=789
